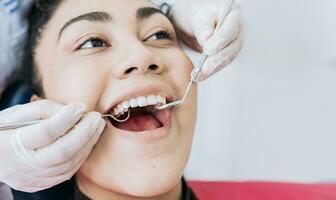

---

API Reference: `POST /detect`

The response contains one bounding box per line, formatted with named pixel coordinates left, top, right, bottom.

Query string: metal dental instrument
left=0, top=110, right=130, bottom=131
left=155, top=0, right=235, bottom=111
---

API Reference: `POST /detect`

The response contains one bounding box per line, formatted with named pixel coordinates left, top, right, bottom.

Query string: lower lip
left=105, top=110, right=173, bottom=143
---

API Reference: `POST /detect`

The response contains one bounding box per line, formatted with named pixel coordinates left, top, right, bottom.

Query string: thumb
left=203, top=4, right=241, bottom=56
left=190, top=10, right=217, bottom=47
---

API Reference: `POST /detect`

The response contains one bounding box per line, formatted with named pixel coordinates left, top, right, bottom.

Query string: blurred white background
left=185, top=0, right=336, bottom=183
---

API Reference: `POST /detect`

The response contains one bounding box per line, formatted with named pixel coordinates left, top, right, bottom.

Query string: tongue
left=115, top=112, right=162, bottom=132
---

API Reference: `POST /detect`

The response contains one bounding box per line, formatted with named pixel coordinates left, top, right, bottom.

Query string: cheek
left=41, top=60, right=108, bottom=110
left=162, top=49, right=194, bottom=96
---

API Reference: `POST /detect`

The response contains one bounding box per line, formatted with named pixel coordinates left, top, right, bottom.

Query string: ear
left=31, top=94, right=42, bottom=102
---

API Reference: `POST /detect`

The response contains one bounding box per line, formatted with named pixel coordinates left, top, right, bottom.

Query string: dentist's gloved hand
left=0, top=101, right=106, bottom=192
left=170, top=0, right=244, bottom=81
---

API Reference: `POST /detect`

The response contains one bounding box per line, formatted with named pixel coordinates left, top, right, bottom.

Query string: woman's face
left=34, top=0, right=197, bottom=197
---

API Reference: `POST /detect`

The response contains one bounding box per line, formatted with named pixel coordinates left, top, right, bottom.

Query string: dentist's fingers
left=198, top=29, right=244, bottom=81
left=20, top=123, right=106, bottom=192
left=17, top=102, right=87, bottom=150
left=33, top=112, right=105, bottom=167
left=12, top=120, right=105, bottom=192
left=0, top=100, right=62, bottom=123
left=34, top=118, right=105, bottom=177
left=203, top=4, right=242, bottom=56
left=190, top=9, right=217, bottom=47
left=36, top=123, right=103, bottom=190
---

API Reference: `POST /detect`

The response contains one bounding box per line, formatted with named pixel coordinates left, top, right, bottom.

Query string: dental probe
left=0, top=110, right=130, bottom=131
left=155, top=0, right=235, bottom=111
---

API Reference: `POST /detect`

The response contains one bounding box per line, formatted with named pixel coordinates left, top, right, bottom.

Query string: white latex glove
left=0, top=100, right=106, bottom=192
left=0, top=0, right=33, bottom=96
left=168, top=0, right=244, bottom=81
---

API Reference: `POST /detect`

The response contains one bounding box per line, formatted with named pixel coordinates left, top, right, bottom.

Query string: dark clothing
left=12, top=177, right=197, bottom=200
left=12, top=179, right=74, bottom=200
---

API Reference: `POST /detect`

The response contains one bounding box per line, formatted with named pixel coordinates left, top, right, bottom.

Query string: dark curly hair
left=22, top=0, right=63, bottom=96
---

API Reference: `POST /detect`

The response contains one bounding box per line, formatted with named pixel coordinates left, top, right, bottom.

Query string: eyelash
left=77, top=38, right=109, bottom=50
left=76, top=30, right=172, bottom=50
left=145, top=30, right=172, bottom=41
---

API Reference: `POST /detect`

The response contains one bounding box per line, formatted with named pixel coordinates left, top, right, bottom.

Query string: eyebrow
left=58, top=7, right=168, bottom=40
left=136, top=7, right=166, bottom=21
left=58, top=11, right=112, bottom=40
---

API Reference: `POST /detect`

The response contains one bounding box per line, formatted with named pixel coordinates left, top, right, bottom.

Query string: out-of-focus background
left=185, top=0, right=336, bottom=183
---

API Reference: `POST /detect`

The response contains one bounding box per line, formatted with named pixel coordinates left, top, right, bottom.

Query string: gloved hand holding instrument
left=170, top=0, right=244, bottom=81
left=157, top=0, right=236, bottom=110
left=0, top=101, right=105, bottom=192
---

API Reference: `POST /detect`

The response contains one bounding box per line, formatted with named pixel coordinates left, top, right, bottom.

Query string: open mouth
left=107, top=95, right=173, bottom=132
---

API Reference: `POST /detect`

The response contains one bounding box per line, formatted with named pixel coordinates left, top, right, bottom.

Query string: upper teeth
left=112, top=95, right=167, bottom=116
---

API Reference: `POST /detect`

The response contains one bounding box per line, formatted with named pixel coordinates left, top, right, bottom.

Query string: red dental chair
left=188, top=180, right=336, bottom=200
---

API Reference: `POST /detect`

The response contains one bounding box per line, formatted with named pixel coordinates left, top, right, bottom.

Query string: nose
left=113, top=41, right=164, bottom=79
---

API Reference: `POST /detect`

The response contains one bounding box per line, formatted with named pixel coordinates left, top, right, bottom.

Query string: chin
left=77, top=152, right=185, bottom=197
left=121, top=168, right=182, bottom=197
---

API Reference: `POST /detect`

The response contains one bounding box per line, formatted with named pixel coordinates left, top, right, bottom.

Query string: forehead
left=53, top=0, right=157, bottom=25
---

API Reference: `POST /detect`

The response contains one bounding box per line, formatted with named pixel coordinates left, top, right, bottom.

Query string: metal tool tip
left=155, top=100, right=182, bottom=111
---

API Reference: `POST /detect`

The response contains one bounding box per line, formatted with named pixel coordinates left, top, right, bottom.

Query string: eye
left=78, top=38, right=108, bottom=49
left=146, top=30, right=171, bottom=41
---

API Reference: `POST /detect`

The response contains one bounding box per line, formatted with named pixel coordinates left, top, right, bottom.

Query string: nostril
left=125, top=67, right=137, bottom=74
left=148, top=64, right=158, bottom=71
left=124, top=64, right=159, bottom=75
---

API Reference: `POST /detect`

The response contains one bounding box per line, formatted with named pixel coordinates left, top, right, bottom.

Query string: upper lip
left=104, top=83, right=176, bottom=114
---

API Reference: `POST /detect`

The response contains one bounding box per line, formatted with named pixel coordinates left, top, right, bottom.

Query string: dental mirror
left=102, top=109, right=131, bottom=123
